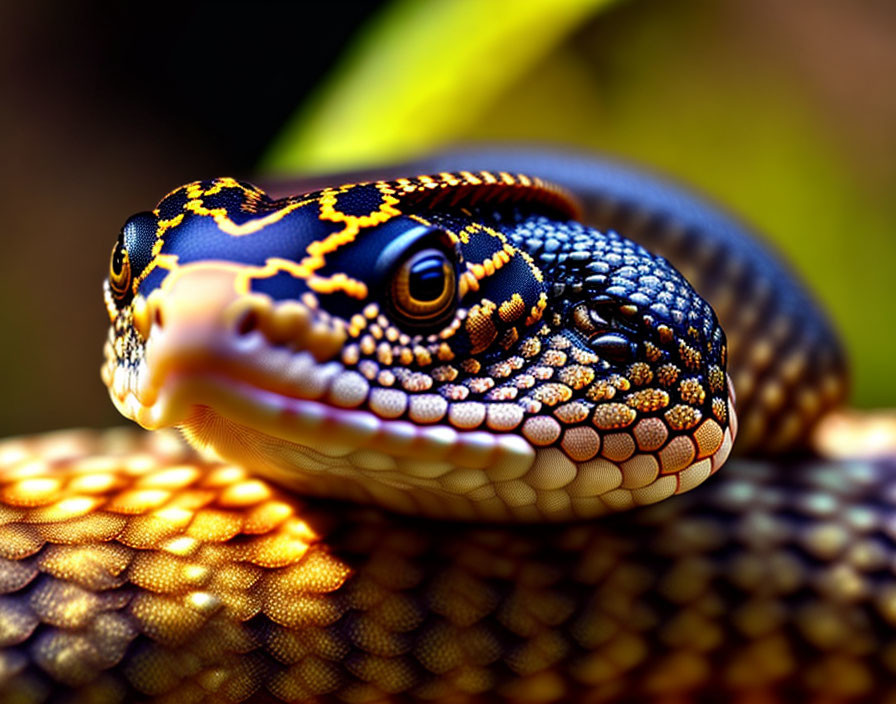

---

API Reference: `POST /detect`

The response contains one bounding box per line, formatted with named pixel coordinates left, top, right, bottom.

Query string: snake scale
left=1, top=148, right=891, bottom=703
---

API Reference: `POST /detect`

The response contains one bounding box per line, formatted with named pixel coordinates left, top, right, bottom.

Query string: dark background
left=1, top=1, right=894, bottom=438
left=0, top=2, right=380, bottom=434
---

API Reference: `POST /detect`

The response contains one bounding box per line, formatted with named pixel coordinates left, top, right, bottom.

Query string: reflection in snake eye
left=590, top=332, right=636, bottom=365
left=390, top=248, right=457, bottom=327
left=108, top=234, right=132, bottom=301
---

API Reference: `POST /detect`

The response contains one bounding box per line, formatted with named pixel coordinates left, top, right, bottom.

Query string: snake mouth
left=103, top=263, right=737, bottom=521
left=177, top=381, right=735, bottom=521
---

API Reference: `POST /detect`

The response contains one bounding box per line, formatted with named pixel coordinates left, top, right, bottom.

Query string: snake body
left=0, top=152, right=880, bottom=703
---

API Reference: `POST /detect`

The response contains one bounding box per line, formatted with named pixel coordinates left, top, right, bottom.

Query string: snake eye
left=390, top=248, right=457, bottom=326
left=109, top=233, right=132, bottom=301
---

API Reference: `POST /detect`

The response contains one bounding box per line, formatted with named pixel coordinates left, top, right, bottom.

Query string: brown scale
left=665, top=404, right=703, bottom=431
left=430, top=366, right=458, bottom=383
left=498, top=327, right=520, bottom=349
left=586, top=379, right=618, bottom=402
left=657, top=364, right=682, bottom=387
left=625, top=388, right=670, bottom=413
left=678, top=340, right=703, bottom=371
left=626, top=362, right=654, bottom=386
left=554, top=402, right=591, bottom=425
left=712, top=397, right=729, bottom=424
left=592, top=403, right=638, bottom=430
left=557, top=365, right=594, bottom=390
left=530, top=384, right=573, bottom=407
left=679, top=378, right=707, bottom=406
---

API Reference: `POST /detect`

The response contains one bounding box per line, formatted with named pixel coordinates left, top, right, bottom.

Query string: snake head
left=102, top=173, right=735, bottom=521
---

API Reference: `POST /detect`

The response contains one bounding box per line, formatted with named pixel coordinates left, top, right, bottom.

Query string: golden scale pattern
left=331, top=325, right=732, bottom=519
left=1, top=428, right=896, bottom=703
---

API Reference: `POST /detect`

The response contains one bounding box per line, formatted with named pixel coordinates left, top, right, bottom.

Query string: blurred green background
left=1, top=0, right=894, bottom=437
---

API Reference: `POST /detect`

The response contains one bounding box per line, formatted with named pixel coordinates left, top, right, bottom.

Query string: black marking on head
left=137, top=266, right=169, bottom=299
left=251, top=271, right=307, bottom=302
left=330, top=183, right=393, bottom=217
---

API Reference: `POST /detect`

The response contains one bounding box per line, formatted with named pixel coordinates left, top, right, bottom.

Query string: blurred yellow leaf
left=262, top=0, right=617, bottom=174
left=262, top=0, right=895, bottom=407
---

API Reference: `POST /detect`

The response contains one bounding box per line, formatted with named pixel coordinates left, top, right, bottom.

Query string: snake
left=1, top=147, right=890, bottom=703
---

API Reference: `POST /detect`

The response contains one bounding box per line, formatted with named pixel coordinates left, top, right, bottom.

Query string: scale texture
left=0, top=429, right=894, bottom=703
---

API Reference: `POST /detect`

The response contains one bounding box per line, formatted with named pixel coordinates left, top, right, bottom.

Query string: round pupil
left=408, top=255, right=447, bottom=302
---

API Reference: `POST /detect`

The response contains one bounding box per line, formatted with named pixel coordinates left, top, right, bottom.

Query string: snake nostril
left=153, top=306, right=164, bottom=330
left=236, top=310, right=259, bottom=336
